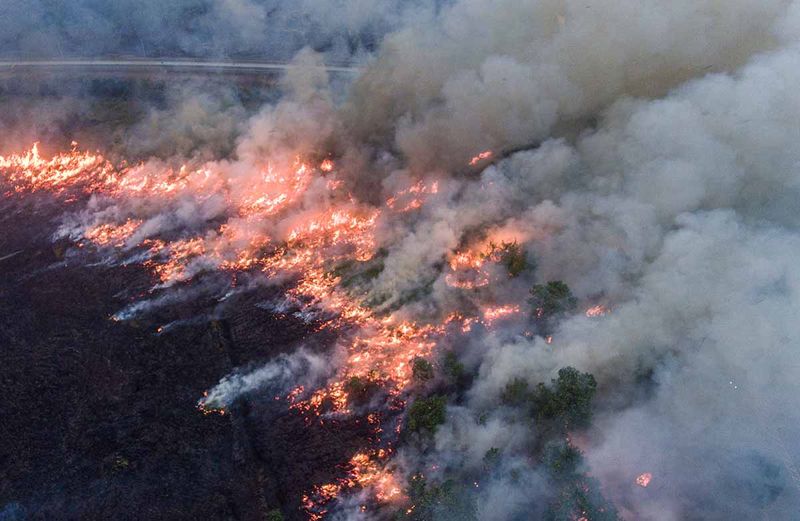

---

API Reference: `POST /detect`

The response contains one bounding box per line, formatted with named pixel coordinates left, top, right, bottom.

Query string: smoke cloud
left=5, top=0, right=800, bottom=519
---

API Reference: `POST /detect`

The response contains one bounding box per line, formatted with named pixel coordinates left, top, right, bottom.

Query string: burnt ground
left=0, top=194, right=374, bottom=521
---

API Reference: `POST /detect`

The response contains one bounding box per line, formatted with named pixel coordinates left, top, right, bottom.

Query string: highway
left=0, top=58, right=360, bottom=75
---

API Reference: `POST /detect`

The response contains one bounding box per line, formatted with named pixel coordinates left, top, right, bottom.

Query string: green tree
left=530, top=280, right=577, bottom=317
left=412, top=357, right=435, bottom=382
left=542, top=442, right=619, bottom=521
left=529, top=281, right=577, bottom=335
left=442, top=351, right=466, bottom=387
left=501, top=377, right=531, bottom=406
left=407, top=395, right=447, bottom=434
left=265, top=509, right=284, bottom=521
left=343, top=373, right=382, bottom=406
left=404, top=475, right=477, bottom=521
left=483, top=447, right=501, bottom=469
left=532, top=367, right=597, bottom=430
left=498, top=241, right=529, bottom=278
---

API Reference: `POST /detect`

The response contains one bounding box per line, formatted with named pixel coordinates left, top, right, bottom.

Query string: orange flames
left=585, top=305, right=610, bottom=318
left=636, top=472, right=652, bottom=488
left=468, top=150, right=493, bottom=166
left=1, top=143, right=532, bottom=519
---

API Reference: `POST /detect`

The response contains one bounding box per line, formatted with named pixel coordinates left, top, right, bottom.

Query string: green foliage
left=532, top=367, right=597, bottom=430
left=343, top=373, right=382, bottom=405
left=498, top=241, right=529, bottom=278
left=442, top=351, right=465, bottom=383
left=530, top=281, right=577, bottom=319
left=412, top=357, right=435, bottom=382
left=407, top=395, right=447, bottom=434
left=333, top=255, right=385, bottom=289
left=111, top=455, right=130, bottom=473
left=501, top=377, right=531, bottom=406
left=542, top=441, right=583, bottom=479
left=404, top=475, right=477, bottom=521
left=483, top=447, right=501, bottom=468
left=265, top=509, right=284, bottom=521
left=543, top=442, right=619, bottom=521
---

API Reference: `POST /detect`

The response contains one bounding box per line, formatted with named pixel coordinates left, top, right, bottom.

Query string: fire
left=83, top=219, right=143, bottom=247
left=0, top=142, right=115, bottom=194
left=468, top=150, right=493, bottom=166
left=636, top=472, right=652, bottom=488
left=385, top=180, right=438, bottom=212
left=585, top=304, right=610, bottom=318
left=320, top=158, right=335, bottom=172
left=445, top=239, right=519, bottom=289
left=1, top=143, right=543, bottom=519
left=482, top=304, right=521, bottom=324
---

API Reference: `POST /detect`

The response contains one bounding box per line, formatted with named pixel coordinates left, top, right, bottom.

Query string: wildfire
left=1, top=143, right=539, bottom=519
left=445, top=239, right=518, bottom=290
left=636, top=472, right=652, bottom=488
left=468, top=150, right=493, bottom=166
left=83, top=219, right=143, bottom=247
left=585, top=304, right=610, bottom=318
left=320, top=158, right=335, bottom=172
left=0, top=142, right=115, bottom=194
left=385, top=180, right=438, bottom=212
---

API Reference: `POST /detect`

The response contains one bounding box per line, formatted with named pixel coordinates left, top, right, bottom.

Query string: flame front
left=1, top=144, right=528, bottom=518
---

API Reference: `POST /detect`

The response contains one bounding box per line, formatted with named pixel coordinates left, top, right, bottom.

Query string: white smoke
left=7, top=0, right=800, bottom=518
left=201, top=347, right=332, bottom=409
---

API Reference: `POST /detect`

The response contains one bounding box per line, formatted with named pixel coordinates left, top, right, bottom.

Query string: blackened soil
left=0, top=194, right=373, bottom=521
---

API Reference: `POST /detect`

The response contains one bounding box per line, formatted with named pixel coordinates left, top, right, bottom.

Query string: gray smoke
left=6, top=0, right=800, bottom=519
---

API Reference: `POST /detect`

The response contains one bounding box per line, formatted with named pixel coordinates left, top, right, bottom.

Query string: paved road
left=0, top=58, right=360, bottom=75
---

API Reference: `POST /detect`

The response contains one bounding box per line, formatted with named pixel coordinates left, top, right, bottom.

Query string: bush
left=265, top=509, right=284, bottom=521
left=532, top=367, right=597, bottom=429
left=407, top=395, right=447, bottom=434
left=412, top=357, right=435, bottom=382
left=501, top=377, right=531, bottom=406
left=530, top=281, right=577, bottom=318
left=483, top=447, right=501, bottom=468
left=543, top=442, right=619, bottom=521
left=343, top=373, right=382, bottom=405
left=498, top=241, right=528, bottom=277
left=405, top=475, right=477, bottom=521
left=442, top=351, right=465, bottom=384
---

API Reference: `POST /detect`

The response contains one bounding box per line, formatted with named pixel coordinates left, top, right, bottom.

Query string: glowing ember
left=585, top=304, right=610, bottom=318
left=83, top=219, right=143, bottom=247
left=0, top=142, right=115, bottom=194
left=320, top=158, right=335, bottom=172
left=385, top=180, right=438, bottom=212
left=482, top=304, right=521, bottom=325
left=1, top=143, right=544, bottom=519
left=468, top=150, right=494, bottom=166
left=636, top=472, right=652, bottom=487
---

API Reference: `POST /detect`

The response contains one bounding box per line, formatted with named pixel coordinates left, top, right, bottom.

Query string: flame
left=320, top=158, right=335, bottom=172
left=468, top=150, right=493, bottom=166
left=1, top=143, right=537, bottom=519
left=445, top=238, right=518, bottom=289
left=636, top=472, right=652, bottom=488
left=585, top=304, right=610, bottom=318
left=0, top=142, right=115, bottom=194
left=385, top=180, right=438, bottom=213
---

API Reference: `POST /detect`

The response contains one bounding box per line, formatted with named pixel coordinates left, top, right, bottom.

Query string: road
left=0, top=58, right=360, bottom=75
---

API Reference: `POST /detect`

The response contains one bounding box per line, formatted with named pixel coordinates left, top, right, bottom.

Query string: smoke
left=201, top=347, right=332, bottom=409
left=5, top=0, right=800, bottom=519
left=0, top=0, right=419, bottom=62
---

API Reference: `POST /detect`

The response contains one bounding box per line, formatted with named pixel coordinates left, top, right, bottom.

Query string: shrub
left=407, top=395, right=447, bottom=434
left=532, top=367, right=597, bottom=429
left=265, top=509, right=284, bottom=521
left=412, top=357, right=435, bottom=382
left=501, top=377, right=531, bottom=406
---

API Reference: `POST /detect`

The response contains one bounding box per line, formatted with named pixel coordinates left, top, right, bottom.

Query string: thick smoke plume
left=4, top=0, right=800, bottom=519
